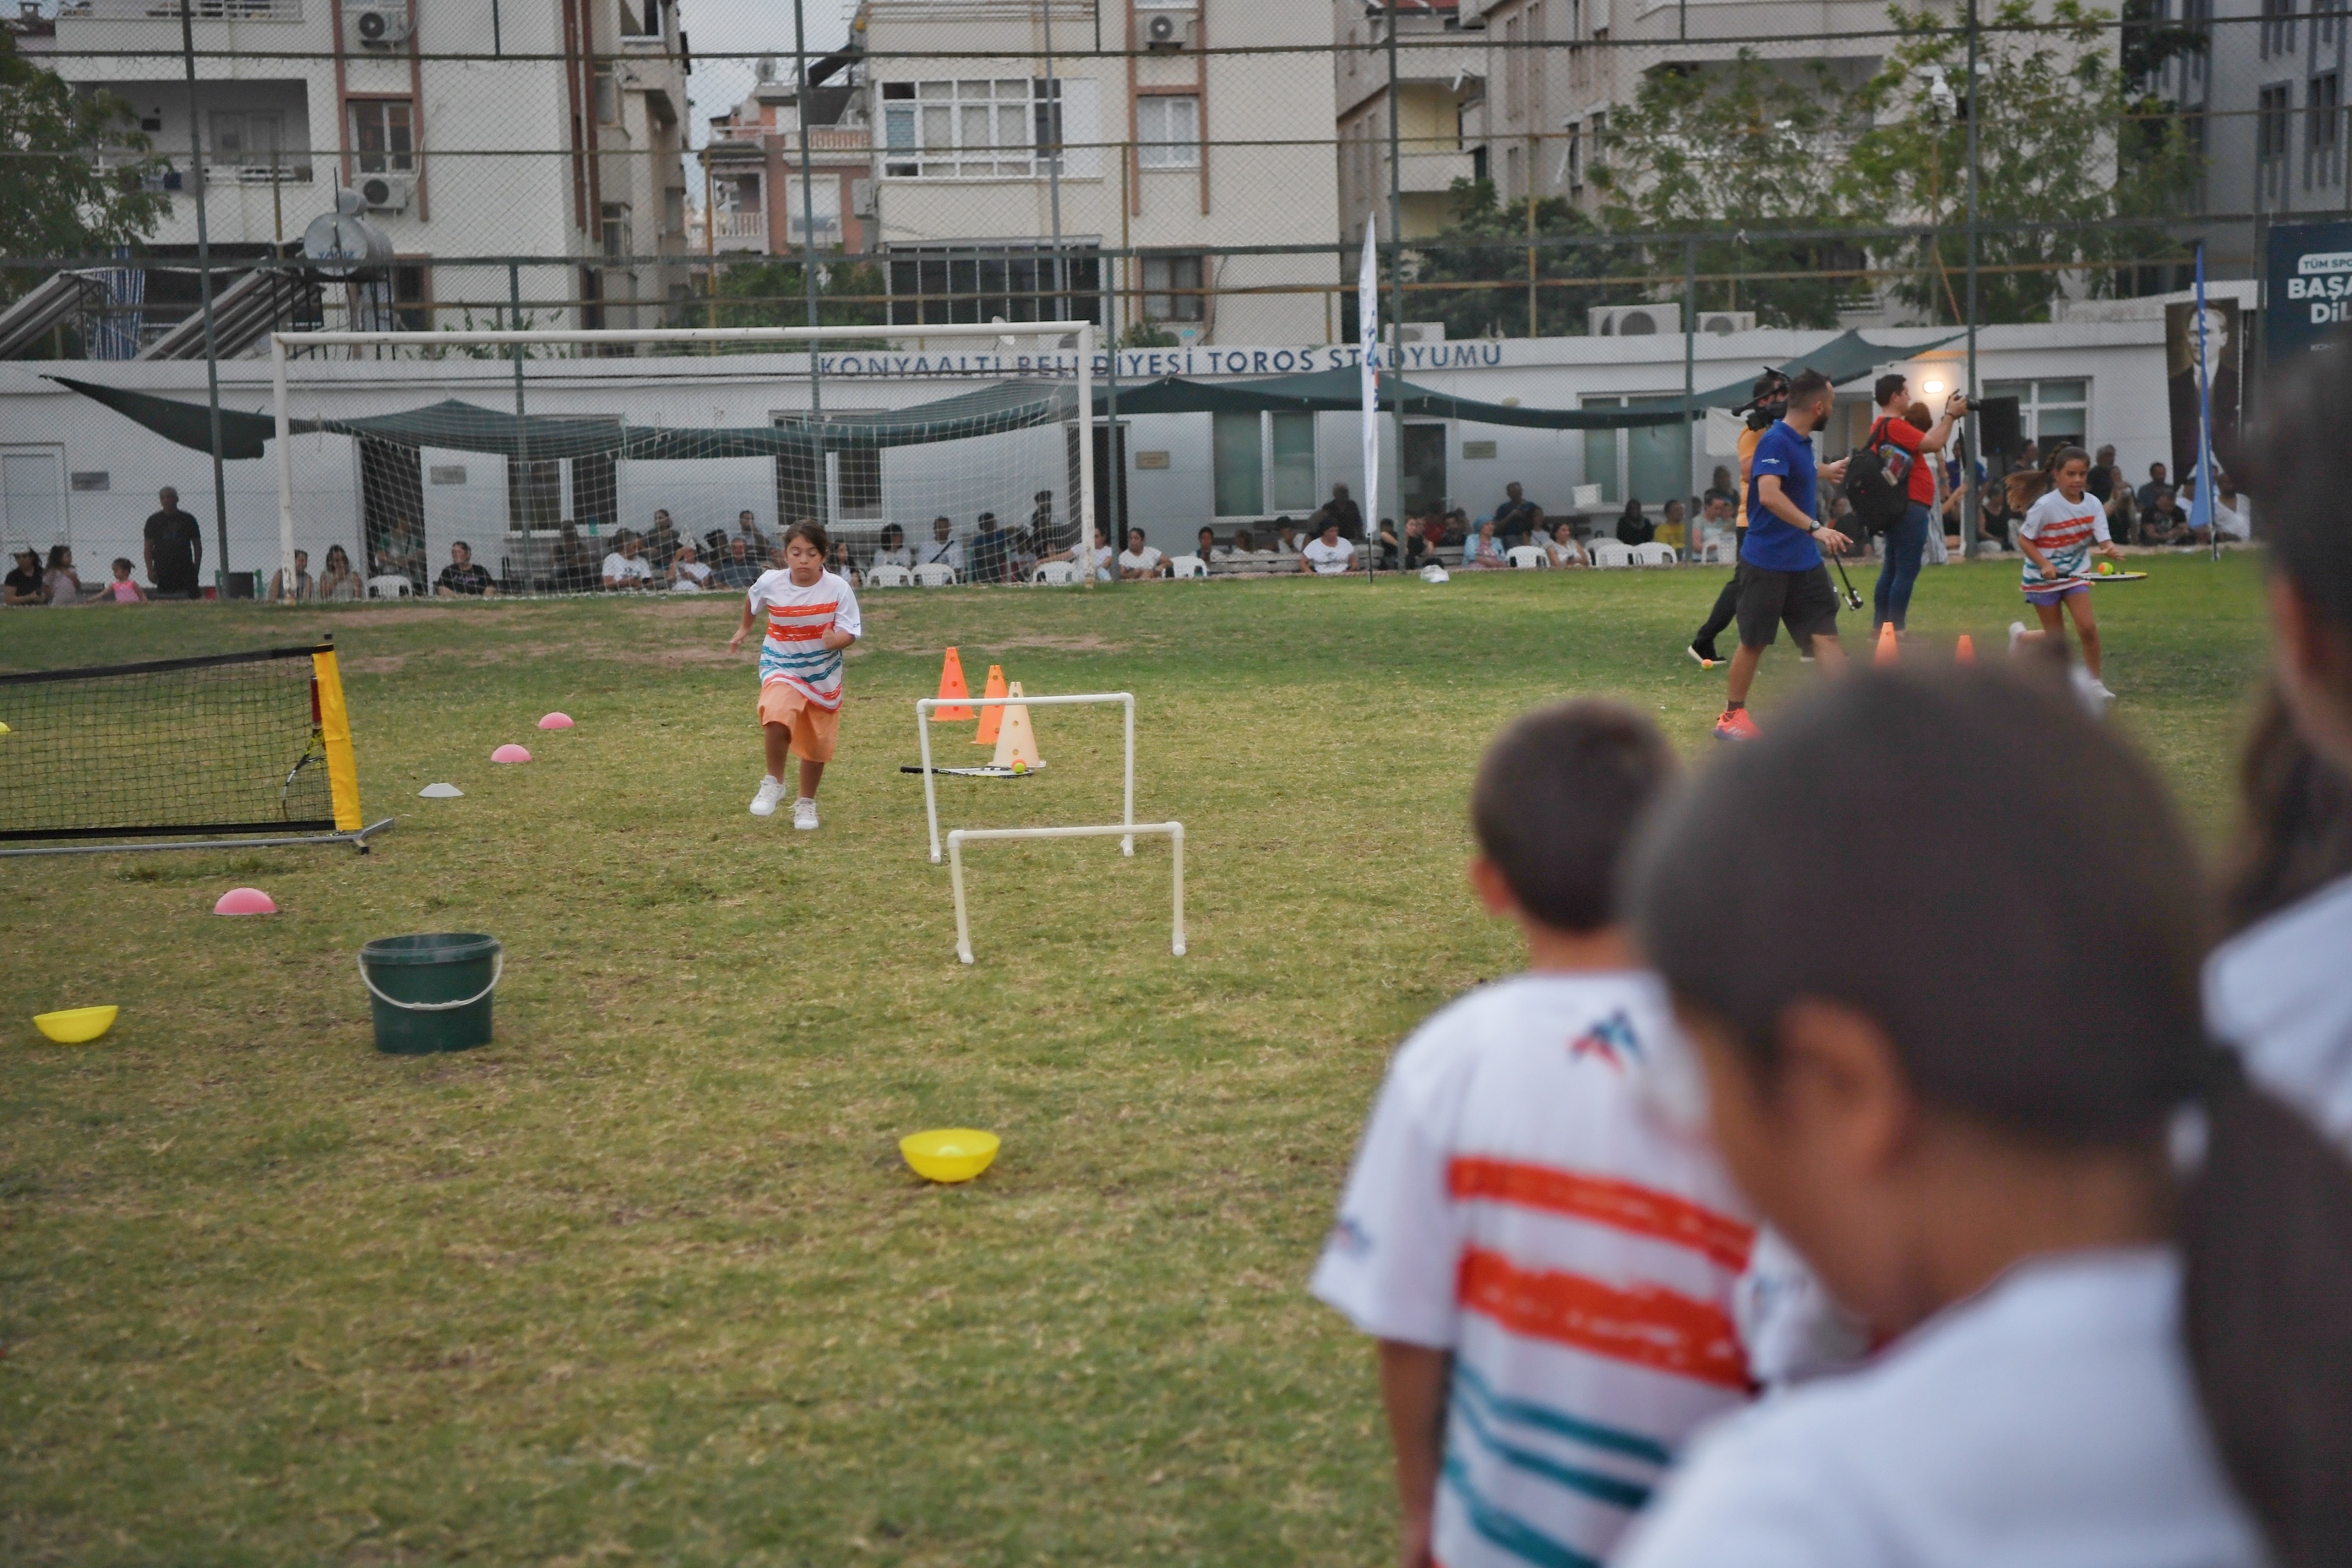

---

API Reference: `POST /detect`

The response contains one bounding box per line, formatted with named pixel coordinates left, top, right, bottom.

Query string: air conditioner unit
left=347, top=2, right=413, bottom=52
left=1142, top=10, right=1198, bottom=51
left=357, top=172, right=413, bottom=213
left=1588, top=303, right=1680, bottom=337
left=1696, top=310, right=1757, bottom=335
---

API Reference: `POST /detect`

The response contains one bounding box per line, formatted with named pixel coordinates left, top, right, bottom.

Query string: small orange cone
left=973, top=664, right=1010, bottom=745
left=989, top=681, right=1043, bottom=771
left=1874, top=622, right=1899, bottom=667
left=932, top=646, right=973, bottom=720
left=1955, top=633, right=1976, bottom=665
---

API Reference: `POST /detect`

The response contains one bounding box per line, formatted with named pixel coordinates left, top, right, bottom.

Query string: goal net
left=0, top=642, right=371, bottom=852
left=268, top=324, right=1098, bottom=599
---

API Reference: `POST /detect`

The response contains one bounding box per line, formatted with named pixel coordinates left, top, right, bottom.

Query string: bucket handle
left=357, top=948, right=503, bottom=1012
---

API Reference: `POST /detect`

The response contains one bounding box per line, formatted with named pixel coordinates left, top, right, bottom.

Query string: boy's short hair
left=783, top=518, right=828, bottom=555
left=1471, top=700, right=1675, bottom=933
left=1873, top=372, right=1908, bottom=407
left=1788, top=368, right=1835, bottom=409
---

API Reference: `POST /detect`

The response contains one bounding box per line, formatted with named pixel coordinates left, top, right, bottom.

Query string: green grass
left=0, top=558, right=2268, bottom=1565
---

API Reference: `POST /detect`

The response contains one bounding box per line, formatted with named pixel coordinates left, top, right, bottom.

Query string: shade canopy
left=1691, top=329, right=1967, bottom=409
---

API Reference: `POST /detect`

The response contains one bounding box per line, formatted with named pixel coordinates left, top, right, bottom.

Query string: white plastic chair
left=867, top=564, right=913, bottom=588
left=1698, top=536, right=1729, bottom=564
left=1587, top=540, right=1635, bottom=569
left=912, top=563, right=957, bottom=587
left=1631, top=542, right=1679, bottom=567
left=368, top=574, right=413, bottom=599
left=1505, top=545, right=1549, bottom=570
left=1166, top=554, right=1209, bottom=579
left=1030, top=560, right=1076, bottom=585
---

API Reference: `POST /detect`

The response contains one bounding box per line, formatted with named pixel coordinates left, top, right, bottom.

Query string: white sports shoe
left=2009, top=621, right=2028, bottom=652
left=749, top=776, right=786, bottom=818
left=792, top=797, right=819, bottom=831
left=2071, top=666, right=2117, bottom=715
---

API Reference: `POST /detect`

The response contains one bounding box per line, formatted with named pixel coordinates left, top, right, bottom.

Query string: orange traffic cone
left=973, top=664, right=1009, bottom=745
left=1955, top=633, right=1976, bottom=665
left=1874, top=621, right=1899, bottom=667
left=932, top=646, right=973, bottom=720
left=990, top=681, right=1043, bottom=771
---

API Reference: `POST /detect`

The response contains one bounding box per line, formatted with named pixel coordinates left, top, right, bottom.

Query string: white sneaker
left=2070, top=666, right=2117, bottom=716
left=2009, top=621, right=2027, bottom=652
left=792, top=797, right=819, bottom=831
left=749, top=776, right=785, bottom=818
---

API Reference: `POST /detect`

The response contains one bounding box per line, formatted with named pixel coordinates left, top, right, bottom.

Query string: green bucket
left=357, top=933, right=502, bottom=1054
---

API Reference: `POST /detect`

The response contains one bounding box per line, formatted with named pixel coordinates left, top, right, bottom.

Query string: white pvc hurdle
left=915, top=691, right=1136, bottom=863
left=946, top=822, right=1185, bottom=965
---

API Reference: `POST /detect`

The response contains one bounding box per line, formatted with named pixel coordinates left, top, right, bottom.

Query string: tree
left=1396, top=177, right=1616, bottom=340
left=709, top=256, right=890, bottom=334
left=0, top=29, right=167, bottom=301
left=1591, top=52, right=1862, bottom=329
left=1843, top=0, right=2197, bottom=323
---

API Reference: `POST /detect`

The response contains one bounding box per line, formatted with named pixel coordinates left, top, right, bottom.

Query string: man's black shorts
left=1734, top=562, right=1840, bottom=649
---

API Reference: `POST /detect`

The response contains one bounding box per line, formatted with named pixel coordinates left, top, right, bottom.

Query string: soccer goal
left=266, top=323, right=1098, bottom=600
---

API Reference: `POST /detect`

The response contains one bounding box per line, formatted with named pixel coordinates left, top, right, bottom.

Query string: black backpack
left=1841, top=418, right=1914, bottom=534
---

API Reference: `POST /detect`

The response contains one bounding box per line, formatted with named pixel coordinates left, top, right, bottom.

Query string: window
left=1212, top=411, right=1316, bottom=517
left=1582, top=395, right=1687, bottom=504
left=1141, top=253, right=1205, bottom=322
left=391, top=259, right=430, bottom=332
left=664, top=185, right=685, bottom=234
left=1983, top=379, right=2088, bottom=447
left=1034, top=77, right=1064, bottom=172
left=882, top=81, right=918, bottom=176
left=1137, top=94, right=1199, bottom=168
left=2261, top=82, right=2295, bottom=198
left=209, top=110, right=282, bottom=172
left=2262, top=0, right=2297, bottom=56
left=885, top=245, right=1102, bottom=326
left=593, top=65, right=618, bottom=125
left=2311, top=72, right=2342, bottom=186
left=601, top=203, right=631, bottom=263
left=892, top=78, right=1036, bottom=177
left=1503, top=16, right=1524, bottom=122
left=350, top=99, right=414, bottom=175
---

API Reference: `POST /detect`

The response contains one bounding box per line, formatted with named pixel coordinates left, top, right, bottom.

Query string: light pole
left=179, top=0, right=231, bottom=589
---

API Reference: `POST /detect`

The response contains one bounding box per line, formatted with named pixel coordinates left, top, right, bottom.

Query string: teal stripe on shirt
left=1441, top=1452, right=1603, bottom=1568
left=1451, top=1362, right=1675, bottom=1468
left=1449, top=1395, right=1652, bottom=1511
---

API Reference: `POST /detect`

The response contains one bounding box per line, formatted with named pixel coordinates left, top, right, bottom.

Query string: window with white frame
left=1212, top=411, right=1317, bottom=517
left=1141, top=253, right=1205, bottom=322
left=877, top=78, right=1095, bottom=179
left=1982, top=378, right=2088, bottom=447
left=350, top=99, right=413, bottom=174
left=1137, top=94, right=1200, bottom=168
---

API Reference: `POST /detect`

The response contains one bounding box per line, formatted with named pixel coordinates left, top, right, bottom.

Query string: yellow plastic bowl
left=34, top=1005, right=118, bottom=1044
left=900, top=1128, right=1000, bottom=1184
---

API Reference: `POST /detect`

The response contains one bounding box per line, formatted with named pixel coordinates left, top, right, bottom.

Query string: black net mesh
left=0, top=646, right=334, bottom=841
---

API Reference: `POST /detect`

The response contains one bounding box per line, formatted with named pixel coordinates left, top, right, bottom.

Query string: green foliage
left=1402, top=177, right=1615, bottom=340
left=710, top=256, right=890, bottom=334
left=0, top=28, right=167, bottom=299
left=1119, top=318, right=1180, bottom=349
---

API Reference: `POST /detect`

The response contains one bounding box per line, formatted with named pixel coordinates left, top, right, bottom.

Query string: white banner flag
left=1359, top=221, right=1380, bottom=577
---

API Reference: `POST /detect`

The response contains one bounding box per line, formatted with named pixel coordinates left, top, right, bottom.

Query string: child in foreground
left=2011, top=444, right=2125, bottom=705
left=1612, top=667, right=2352, bottom=1568
left=729, top=520, right=861, bottom=830
left=1311, top=701, right=1756, bottom=1568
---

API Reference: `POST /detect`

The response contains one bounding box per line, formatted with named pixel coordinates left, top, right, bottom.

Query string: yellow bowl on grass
left=900, top=1128, right=1000, bottom=1184
left=34, top=1005, right=118, bottom=1044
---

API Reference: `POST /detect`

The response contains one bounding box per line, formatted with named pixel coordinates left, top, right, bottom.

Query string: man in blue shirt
left=1718, top=368, right=1851, bottom=739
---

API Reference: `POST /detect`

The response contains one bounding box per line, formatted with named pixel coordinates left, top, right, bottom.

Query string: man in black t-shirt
left=144, top=487, right=203, bottom=598
left=4, top=546, right=46, bottom=605
left=434, top=540, right=498, bottom=596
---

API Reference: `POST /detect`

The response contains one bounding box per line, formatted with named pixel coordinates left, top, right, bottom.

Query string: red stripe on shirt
left=1456, top=1248, right=1748, bottom=1390
left=1447, top=1157, right=1754, bottom=1272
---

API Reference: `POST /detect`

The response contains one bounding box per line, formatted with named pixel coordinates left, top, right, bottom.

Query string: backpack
left=1841, top=418, right=1915, bottom=534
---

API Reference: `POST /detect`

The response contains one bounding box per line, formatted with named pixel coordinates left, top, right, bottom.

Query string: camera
left=1735, top=369, right=1791, bottom=431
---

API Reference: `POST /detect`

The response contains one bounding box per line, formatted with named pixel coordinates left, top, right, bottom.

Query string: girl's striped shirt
left=2017, top=489, right=2110, bottom=592
left=747, top=568, right=862, bottom=709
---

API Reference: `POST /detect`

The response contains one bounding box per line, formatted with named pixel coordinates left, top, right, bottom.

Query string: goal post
left=268, top=322, right=1097, bottom=602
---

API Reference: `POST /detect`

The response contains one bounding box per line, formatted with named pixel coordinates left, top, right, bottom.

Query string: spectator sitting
left=1544, top=519, right=1588, bottom=568
left=1010, top=527, right=1040, bottom=582
left=1614, top=498, right=1653, bottom=547
left=669, top=539, right=714, bottom=591
left=1119, top=527, right=1167, bottom=580
left=1270, top=520, right=1302, bottom=556
left=1300, top=517, right=1356, bottom=575
left=103, top=557, right=148, bottom=602
left=602, top=530, right=654, bottom=591
left=2213, top=476, right=2251, bottom=541
left=713, top=535, right=762, bottom=589
left=1493, top=482, right=1545, bottom=545
left=4, top=546, right=43, bottom=605
left=1212, top=529, right=1253, bottom=562
left=1461, top=519, right=1506, bottom=569
left=1707, top=464, right=1738, bottom=503
left=872, top=522, right=915, bottom=570
left=1694, top=494, right=1734, bottom=559
left=734, top=509, right=769, bottom=557
left=971, top=512, right=1013, bottom=584
left=918, top=515, right=963, bottom=578
left=825, top=537, right=862, bottom=586
left=436, top=540, right=498, bottom=597
left=1312, top=482, right=1364, bottom=541
left=1195, top=525, right=1217, bottom=564
left=41, top=544, right=90, bottom=605
left=2088, top=444, right=2132, bottom=535
left=645, top=510, right=681, bottom=570
left=268, top=548, right=314, bottom=602
left=702, top=528, right=729, bottom=562
left=1658, top=497, right=1689, bottom=553
left=1029, top=489, right=1063, bottom=558
left=1444, top=507, right=1473, bottom=546
left=1089, top=526, right=1115, bottom=581
left=2134, top=460, right=2168, bottom=515
left=318, top=543, right=362, bottom=602
left=2137, top=486, right=2197, bottom=546
left=1375, top=517, right=1402, bottom=570
left=1403, top=517, right=1439, bottom=571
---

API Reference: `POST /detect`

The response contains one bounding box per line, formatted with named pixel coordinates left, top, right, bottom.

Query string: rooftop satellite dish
left=301, top=188, right=394, bottom=281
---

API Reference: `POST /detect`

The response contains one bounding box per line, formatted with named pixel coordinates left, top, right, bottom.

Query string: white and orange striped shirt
left=746, top=568, right=861, bottom=710
left=1312, top=972, right=1756, bottom=1568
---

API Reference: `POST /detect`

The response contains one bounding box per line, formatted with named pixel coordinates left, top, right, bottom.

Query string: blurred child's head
left=2251, top=343, right=2352, bottom=776
left=1470, top=700, right=1674, bottom=937
left=111, top=557, right=133, bottom=580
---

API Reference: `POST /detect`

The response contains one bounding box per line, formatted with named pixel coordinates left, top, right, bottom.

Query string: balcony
left=710, top=209, right=768, bottom=251
left=1396, top=148, right=1477, bottom=193
left=61, top=0, right=302, bottom=17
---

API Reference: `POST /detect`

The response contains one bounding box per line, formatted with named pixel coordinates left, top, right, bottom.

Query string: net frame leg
left=917, top=692, right=1136, bottom=863
left=945, top=821, right=1184, bottom=966
left=0, top=817, right=395, bottom=858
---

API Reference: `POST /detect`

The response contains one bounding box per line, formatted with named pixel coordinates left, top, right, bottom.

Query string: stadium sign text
left=808, top=341, right=1508, bottom=379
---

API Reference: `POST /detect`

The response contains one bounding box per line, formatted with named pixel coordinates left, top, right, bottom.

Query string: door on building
left=1402, top=422, right=1447, bottom=519
left=0, top=449, right=65, bottom=550
left=359, top=435, right=425, bottom=586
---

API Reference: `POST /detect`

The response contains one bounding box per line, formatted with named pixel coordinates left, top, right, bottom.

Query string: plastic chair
left=866, top=564, right=913, bottom=587
left=1631, top=542, right=1679, bottom=567
left=912, top=563, right=957, bottom=587
left=1587, top=540, right=1635, bottom=569
left=1031, top=560, right=1076, bottom=585
left=368, top=574, right=414, bottom=599
left=1167, top=554, right=1209, bottom=579
left=1505, top=545, right=1549, bottom=570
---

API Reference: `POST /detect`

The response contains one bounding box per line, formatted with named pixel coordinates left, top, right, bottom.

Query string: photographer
left=1865, top=373, right=1967, bottom=637
left=1688, top=371, right=1788, bottom=665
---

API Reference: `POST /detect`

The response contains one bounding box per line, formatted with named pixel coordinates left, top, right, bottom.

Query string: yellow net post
left=311, top=649, right=363, bottom=833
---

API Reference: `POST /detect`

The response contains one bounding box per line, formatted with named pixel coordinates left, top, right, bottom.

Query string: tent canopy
left=1100, top=365, right=1690, bottom=429
left=1692, top=329, right=1967, bottom=409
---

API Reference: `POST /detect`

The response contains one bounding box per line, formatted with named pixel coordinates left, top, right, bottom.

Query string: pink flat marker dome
left=213, top=887, right=277, bottom=916
left=492, top=743, right=532, bottom=764
left=537, top=712, right=574, bottom=730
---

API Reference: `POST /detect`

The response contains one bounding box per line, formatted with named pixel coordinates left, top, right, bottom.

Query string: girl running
left=2012, top=444, right=2125, bottom=704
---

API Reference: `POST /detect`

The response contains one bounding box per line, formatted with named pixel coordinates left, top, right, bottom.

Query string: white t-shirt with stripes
left=1311, top=972, right=1757, bottom=1568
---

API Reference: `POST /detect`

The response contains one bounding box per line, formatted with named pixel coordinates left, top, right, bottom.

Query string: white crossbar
left=945, top=822, right=1185, bottom=966
left=916, top=692, right=1135, bottom=863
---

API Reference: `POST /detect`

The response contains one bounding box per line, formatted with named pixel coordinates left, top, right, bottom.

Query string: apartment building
left=852, top=0, right=1341, bottom=346
left=1333, top=0, right=1485, bottom=244
left=44, top=0, right=691, bottom=339
left=703, top=57, right=876, bottom=258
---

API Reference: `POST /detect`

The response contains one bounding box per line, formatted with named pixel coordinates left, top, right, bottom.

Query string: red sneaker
left=1713, top=707, right=1761, bottom=741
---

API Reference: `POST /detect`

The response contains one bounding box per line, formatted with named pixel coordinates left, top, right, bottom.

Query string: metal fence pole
left=1961, top=0, right=1982, bottom=559
left=1386, top=3, right=1407, bottom=560
left=179, top=0, right=231, bottom=588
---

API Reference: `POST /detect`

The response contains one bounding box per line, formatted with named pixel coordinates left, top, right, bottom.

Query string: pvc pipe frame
left=946, top=821, right=1184, bottom=966
left=916, top=692, right=1135, bottom=863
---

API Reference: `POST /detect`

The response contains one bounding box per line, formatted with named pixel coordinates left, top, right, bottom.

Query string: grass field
left=1, top=556, right=2269, bottom=1566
